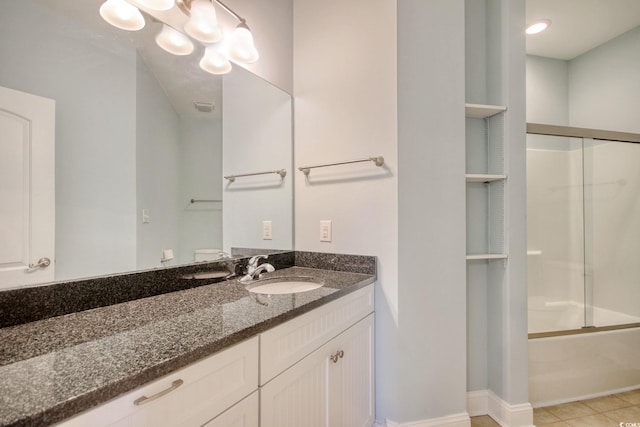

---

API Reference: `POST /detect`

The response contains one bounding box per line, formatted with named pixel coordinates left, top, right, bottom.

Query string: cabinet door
left=260, top=285, right=374, bottom=385
left=329, top=314, right=375, bottom=427
left=260, top=342, right=331, bottom=427
left=203, top=391, right=258, bottom=427
left=261, top=314, right=375, bottom=427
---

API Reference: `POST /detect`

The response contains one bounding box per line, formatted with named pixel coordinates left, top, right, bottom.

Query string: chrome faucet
left=239, top=255, right=275, bottom=284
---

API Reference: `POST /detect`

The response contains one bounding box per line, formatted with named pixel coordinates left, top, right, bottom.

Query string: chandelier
left=99, top=0, right=259, bottom=75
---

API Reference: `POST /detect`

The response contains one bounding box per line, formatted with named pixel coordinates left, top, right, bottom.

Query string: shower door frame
left=527, top=122, right=640, bottom=339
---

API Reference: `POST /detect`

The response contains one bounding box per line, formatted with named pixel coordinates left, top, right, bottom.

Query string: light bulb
left=184, top=0, right=222, bottom=43
left=99, top=0, right=145, bottom=31
left=137, top=0, right=174, bottom=11
left=200, top=46, right=232, bottom=75
left=156, top=24, right=194, bottom=55
left=526, top=19, right=551, bottom=35
left=229, top=23, right=259, bottom=64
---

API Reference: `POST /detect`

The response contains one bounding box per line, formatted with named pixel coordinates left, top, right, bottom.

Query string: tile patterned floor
left=470, top=389, right=640, bottom=427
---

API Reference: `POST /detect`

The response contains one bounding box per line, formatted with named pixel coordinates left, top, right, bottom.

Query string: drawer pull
left=133, top=379, right=184, bottom=406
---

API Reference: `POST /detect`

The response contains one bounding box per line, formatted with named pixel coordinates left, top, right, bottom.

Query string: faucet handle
left=248, top=254, right=268, bottom=267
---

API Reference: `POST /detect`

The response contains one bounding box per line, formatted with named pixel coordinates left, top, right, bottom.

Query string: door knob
left=28, top=257, right=51, bottom=269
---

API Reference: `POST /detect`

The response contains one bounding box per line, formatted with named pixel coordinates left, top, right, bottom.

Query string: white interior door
left=0, top=85, right=55, bottom=288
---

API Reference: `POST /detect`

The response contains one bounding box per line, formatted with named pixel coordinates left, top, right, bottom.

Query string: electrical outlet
left=262, top=220, right=273, bottom=240
left=320, top=220, right=332, bottom=242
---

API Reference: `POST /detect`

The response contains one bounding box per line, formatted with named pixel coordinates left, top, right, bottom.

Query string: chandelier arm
left=212, top=0, right=246, bottom=24
left=176, top=0, right=246, bottom=24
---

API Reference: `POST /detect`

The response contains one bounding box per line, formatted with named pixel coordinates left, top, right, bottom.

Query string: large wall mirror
left=0, top=0, right=293, bottom=288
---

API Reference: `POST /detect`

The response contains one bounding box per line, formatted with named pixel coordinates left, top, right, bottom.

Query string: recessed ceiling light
left=526, top=19, right=551, bottom=35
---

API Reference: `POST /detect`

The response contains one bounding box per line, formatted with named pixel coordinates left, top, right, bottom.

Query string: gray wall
left=569, top=26, right=640, bottom=133
left=526, top=56, right=569, bottom=125
left=398, top=0, right=468, bottom=422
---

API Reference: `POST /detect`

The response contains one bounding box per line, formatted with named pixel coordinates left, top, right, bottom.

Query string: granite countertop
left=0, top=266, right=375, bottom=427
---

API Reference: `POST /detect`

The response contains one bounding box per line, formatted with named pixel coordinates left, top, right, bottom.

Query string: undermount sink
left=182, top=271, right=233, bottom=280
left=245, top=276, right=325, bottom=295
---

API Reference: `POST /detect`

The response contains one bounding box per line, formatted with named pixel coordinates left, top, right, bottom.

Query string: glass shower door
left=526, top=134, right=585, bottom=334
left=585, top=138, right=640, bottom=328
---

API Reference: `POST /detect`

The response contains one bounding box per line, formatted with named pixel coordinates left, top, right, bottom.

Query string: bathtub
left=528, top=297, right=640, bottom=334
left=528, top=303, right=640, bottom=406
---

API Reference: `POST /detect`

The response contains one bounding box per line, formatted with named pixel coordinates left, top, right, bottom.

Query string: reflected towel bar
left=298, top=156, right=384, bottom=176
left=224, top=169, right=287, bottom=183
left=190, top=199, right=222, bottom=203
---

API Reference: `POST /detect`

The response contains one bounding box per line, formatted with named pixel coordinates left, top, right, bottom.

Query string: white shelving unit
left=465, top=174, right=506, bottom=183
left=465, top=254, right=508, bottom=261
left=465, top=103, right=507, bottom=261
left=465, top=103, right=506, bottom=119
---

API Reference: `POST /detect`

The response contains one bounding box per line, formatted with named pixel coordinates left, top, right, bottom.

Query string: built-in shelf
left=466, top=254, right=508, bottom=261
left=465, top=103, right=507, bottom=119
left=465, top=174, right=507, bottom=183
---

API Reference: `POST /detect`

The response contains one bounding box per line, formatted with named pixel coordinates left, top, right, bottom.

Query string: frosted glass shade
left=156, top=25, right=194, bottom=55
left=229, top=23, right=258, bottom=64
left=137, top=0, right=175, bottom=11
left=99, top=0, right=145, bottom=31
left=184, top=0, right=222, bottom=43
left=200, top=46, right=232, bottom=75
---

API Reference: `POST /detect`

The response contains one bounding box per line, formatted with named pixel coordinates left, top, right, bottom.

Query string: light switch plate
left=320, top=220, right=332, bottom=242
left=142, top=209, right=150, bottom=224
left=262, top=220, right=273, bottom=240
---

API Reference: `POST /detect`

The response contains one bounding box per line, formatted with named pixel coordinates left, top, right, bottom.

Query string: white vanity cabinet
left=260, top=313, right=374, bottom=427
left=202, top=391, right=259, bottom=427
left=55, top=283, right=374, bottom=427
left=259, top=284, right=375, bottom=427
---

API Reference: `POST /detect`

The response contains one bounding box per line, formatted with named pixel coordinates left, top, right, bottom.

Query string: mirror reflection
left=0, top=0, right=292, bottom=288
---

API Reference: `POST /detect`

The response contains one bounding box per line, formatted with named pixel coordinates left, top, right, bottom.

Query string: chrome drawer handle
left=133, top=379, right=184, bottom=406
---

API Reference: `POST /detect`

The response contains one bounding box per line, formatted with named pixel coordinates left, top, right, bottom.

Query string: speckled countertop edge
left=0, top=267, right=375, bottom=427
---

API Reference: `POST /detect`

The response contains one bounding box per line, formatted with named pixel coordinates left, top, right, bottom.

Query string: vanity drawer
left=202, top=390, right=259, bottom=427
left=259, top=284, right=374, bottom=385
left=57, top=336, right=259, bottom=427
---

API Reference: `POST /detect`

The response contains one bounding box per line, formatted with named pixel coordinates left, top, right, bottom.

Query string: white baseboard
left=466, top=390, right=489, bottom=416
left=466, top=390, right=534, bottom=427
left=375, top=391, right=534, bottom=427
left=384, top=412, right=470, bottom=427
